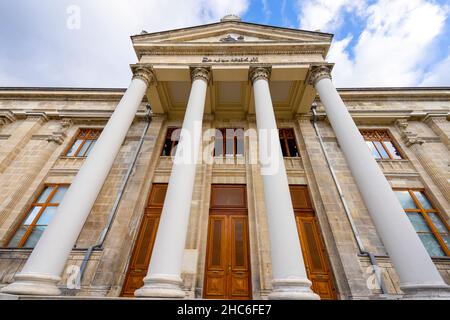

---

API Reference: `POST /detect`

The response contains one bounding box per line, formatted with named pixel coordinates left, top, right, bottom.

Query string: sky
left=0, top=0, right=449, bottom=88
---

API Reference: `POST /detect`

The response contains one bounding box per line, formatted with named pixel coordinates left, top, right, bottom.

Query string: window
left=161, top=127, right=181, bottom=156
left=65, top=128, right=101, bottom=157
left=8, top=184, right=69, bottom=248
left=214, top=128, right=244, bottom=157
left=279, top=128, right=299, bottom=157
left=395, top=189, right=449, bottom=257
left=361, top=129, right=402, bottom=160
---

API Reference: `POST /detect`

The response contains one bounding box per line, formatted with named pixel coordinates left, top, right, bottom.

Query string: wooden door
left=290, top=185, right=337, bottom=300
left=204, top=185, right=252, bottom=299
left=121, top=184, right=167, bottom=297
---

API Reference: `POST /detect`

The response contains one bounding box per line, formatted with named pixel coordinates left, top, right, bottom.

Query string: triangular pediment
left=132, top=20, right=332, bottom=44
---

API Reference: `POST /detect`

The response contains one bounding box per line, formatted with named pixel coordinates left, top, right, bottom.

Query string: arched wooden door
left=121, top=183, right=167, bottom=297
left=203, top=185, right=252, bottom=299
left=290, top=185, right=337, bottom=300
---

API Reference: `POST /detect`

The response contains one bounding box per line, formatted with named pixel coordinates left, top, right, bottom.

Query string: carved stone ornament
left=395, top=119, right=424, bottom=147
left=249, top=66, right=271, bottom=83
left=219, top=34, right=244, bottom=42
left=47, top=132, right=67, bottom=145
left=190, top=67, right=211, bottom=83
left=307, top=65, right=332, bottom=86
left=132, top=65, right=156, bottom=87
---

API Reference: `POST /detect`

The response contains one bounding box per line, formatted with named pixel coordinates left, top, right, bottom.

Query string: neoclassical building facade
left=0, top=15, right=449, bottom=300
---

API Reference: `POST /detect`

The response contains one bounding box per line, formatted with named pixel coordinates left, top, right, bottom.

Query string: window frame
left=7, top=183, right=69, bottom=248
left=360, top=129, right=405, bottom=160
left=160, top=127, right=181, bottom=156
left=63, top=128, right=102, bottom=158
left=395, top=188, right=450, bottom=257
left=279, top=128, right=300, bottom=158
left=213, top=128, right=244, bottom=158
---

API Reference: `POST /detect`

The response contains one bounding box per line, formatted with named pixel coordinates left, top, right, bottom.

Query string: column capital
left=423, top=113, right=448, bottom=124
left=190, top=67, right=211, bottom=83
left=306, top=64, right=333, bottom=86
left=249, top=66, right=271, bottom=83
left=25, top=111, right=49, bottom=123
left=131, top=64, right=156, bottom=87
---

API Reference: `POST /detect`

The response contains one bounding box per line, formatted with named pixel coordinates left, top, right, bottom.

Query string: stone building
left=0, top=15, right=449, bottom=300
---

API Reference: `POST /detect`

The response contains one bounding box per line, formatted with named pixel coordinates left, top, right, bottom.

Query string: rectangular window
left=279, top=128, right=299, bottom=157
left=161, top=127, right=181, bottom=156
left=214, top=128, right=244, bottom=157
left=361, top=129, right=402, bottom=160
left=394, top=189, right=449, bottom=257
left=65, top=129, right=101, bottom=157
left=8, top=184, right=69, bottom=248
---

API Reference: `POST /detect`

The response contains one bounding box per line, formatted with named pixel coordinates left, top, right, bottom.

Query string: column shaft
left=251, top=67, right=319, bottom=300
left=1, top=71, right=151, bottom=296
left=311, top=66, right=448, bottom=297
left=135, top=68, right=210, bottom=298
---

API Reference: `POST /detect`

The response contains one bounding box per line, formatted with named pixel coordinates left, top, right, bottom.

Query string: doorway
left=121, top=183, right=167, bottom=297
left=290, top=185, right=337, bottom=299
left=203, top=184, right=252, bottom=299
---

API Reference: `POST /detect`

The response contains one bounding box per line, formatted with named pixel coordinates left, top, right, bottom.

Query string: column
left=1, top=66, right=154, bottom=296
left=308, top=65, right=449, bottom=297
left=250, top=67, right=319, bottom=300
left=135, top=67, right=210, bottom=298
left=396, top=119, right=450, bottom=204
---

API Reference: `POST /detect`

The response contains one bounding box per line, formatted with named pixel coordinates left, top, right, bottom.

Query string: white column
left=309, top=65, right=449, bottom=297
left=250, top=67, right=319, bottom=300
left=135, top=67, right=210, bottom=298
left=1, top=66, right=154, bottom=296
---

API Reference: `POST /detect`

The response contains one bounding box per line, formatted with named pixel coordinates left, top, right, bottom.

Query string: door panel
left=290, top=185, right=337, bottom=300
left=229, top=216, right=250, bottom=298
left=204, top=216, right=227, bottom=298
left=204, top=185, right=251, bottom=300
left=121, top=184, right=167, bottom=297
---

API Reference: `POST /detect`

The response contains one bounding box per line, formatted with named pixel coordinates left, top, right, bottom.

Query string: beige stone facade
left=0, top=17, right=449, bottom=299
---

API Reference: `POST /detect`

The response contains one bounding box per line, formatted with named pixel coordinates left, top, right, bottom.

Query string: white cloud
left=0, top=0, right=250, bottom=87
left=326, top=0, right=448, bottom=87
left=297, top=0, right=366, bottom=32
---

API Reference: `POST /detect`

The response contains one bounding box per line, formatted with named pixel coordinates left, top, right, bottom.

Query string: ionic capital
left=249, top=66, right=271, bottom=83
left=306, top=64, right=333, bottom=87
left=190, top=67, right=211, bottom=83
left=131, top=65, right=156, bottom=87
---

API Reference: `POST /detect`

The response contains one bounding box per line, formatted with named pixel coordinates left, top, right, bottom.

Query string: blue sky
left=0, top=0, right=449, bottom=88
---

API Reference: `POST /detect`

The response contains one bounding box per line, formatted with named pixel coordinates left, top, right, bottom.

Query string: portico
left=1, top=15, right=449, bottom=300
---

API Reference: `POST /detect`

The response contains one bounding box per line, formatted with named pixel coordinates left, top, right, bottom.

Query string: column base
left=268, top=278, right=320, bottom=300
left=0, top=273, right=61, bottom=296
left=401, top=283, right=450, bottom=300
left=134, top=274, right=185, bottom=299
